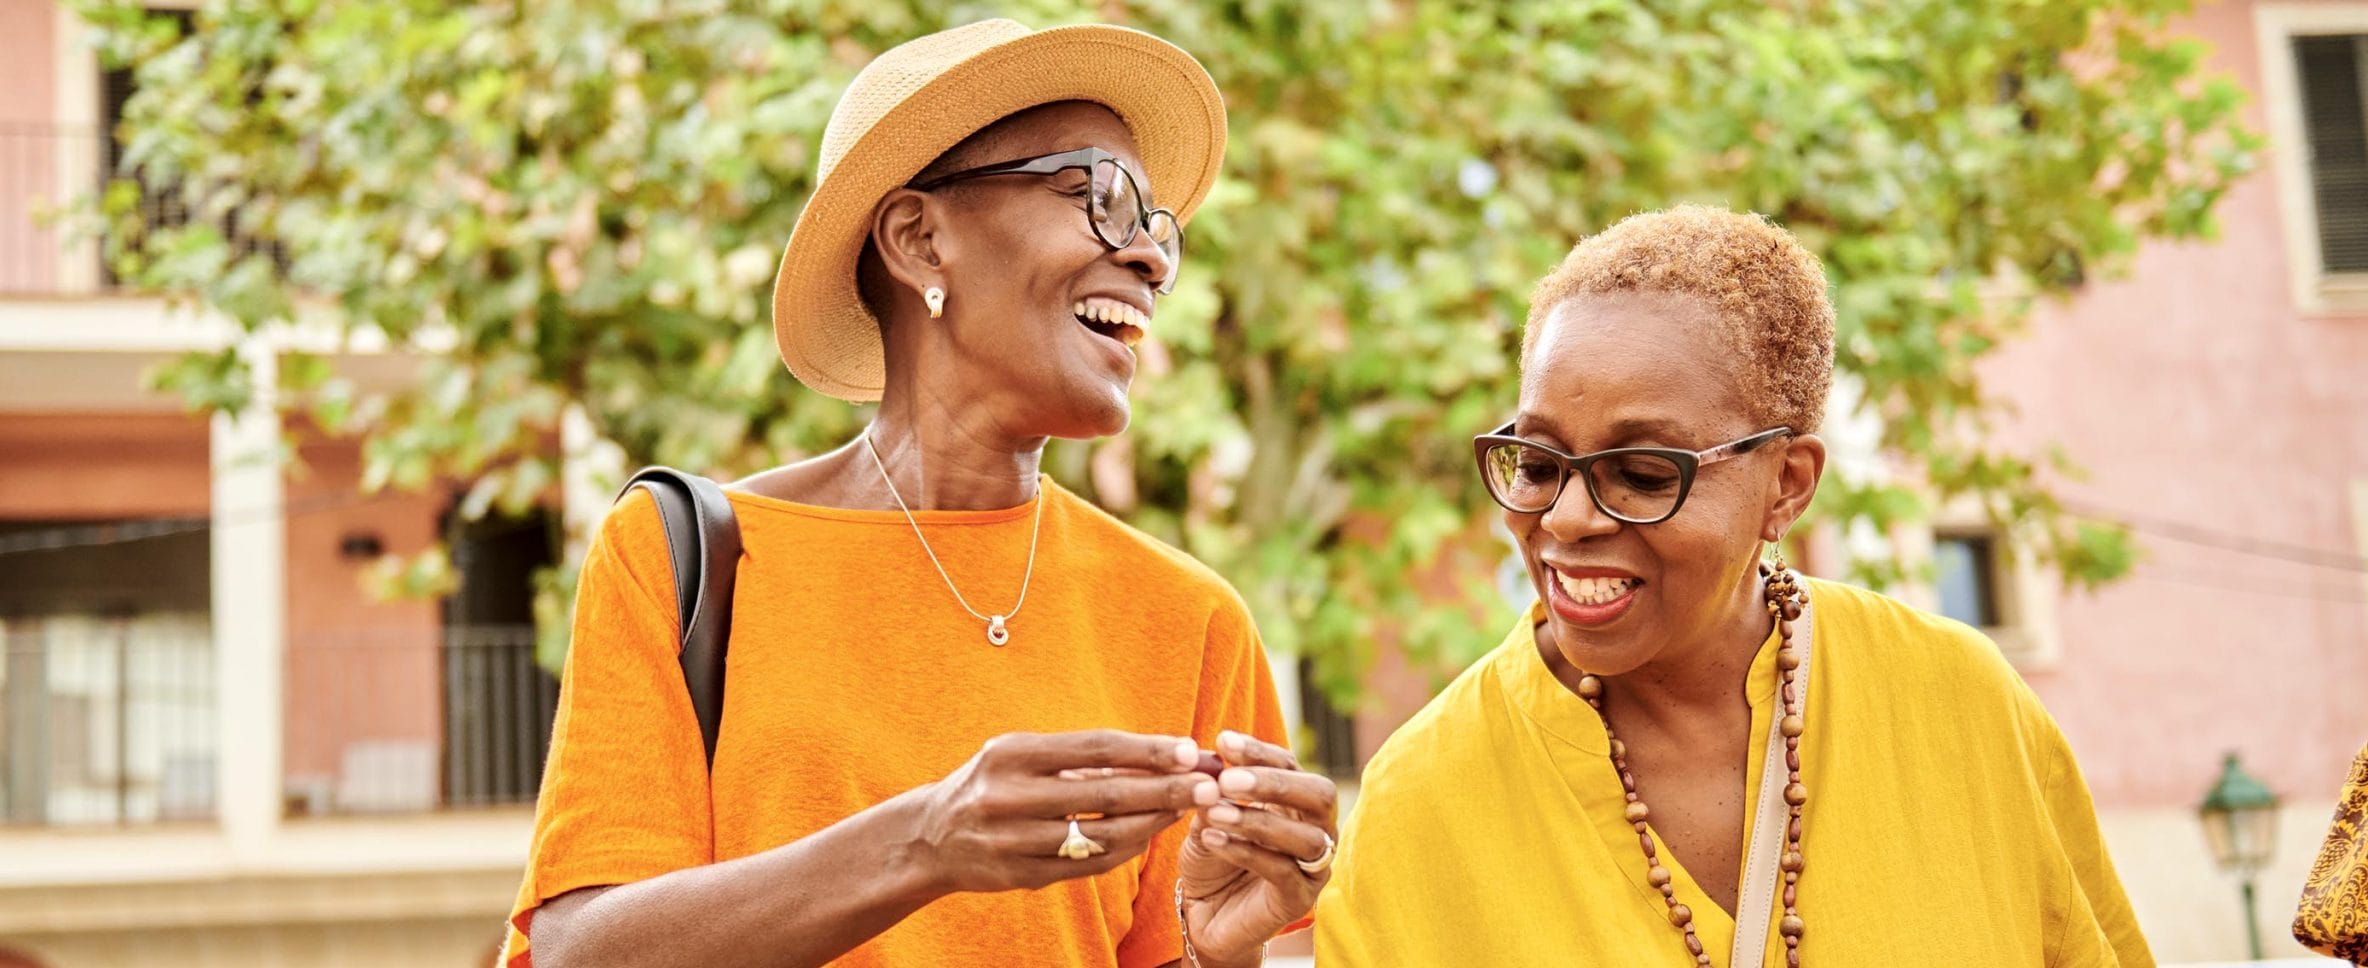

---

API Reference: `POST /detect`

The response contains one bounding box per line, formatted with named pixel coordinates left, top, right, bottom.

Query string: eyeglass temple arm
left=912, top=148, right=1102, bottom=190
left=1696, top=429, right=1795, bottom=466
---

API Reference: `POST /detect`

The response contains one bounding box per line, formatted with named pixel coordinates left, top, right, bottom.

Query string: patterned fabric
left=2296, top=739, right=2368, bottom=964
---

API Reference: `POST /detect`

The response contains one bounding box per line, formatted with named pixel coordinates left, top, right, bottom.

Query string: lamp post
left=2197, top=750, right=2279, bottom=961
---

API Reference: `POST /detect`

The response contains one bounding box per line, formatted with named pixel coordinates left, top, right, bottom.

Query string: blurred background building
left=1, top=0, right=2363, bottom=965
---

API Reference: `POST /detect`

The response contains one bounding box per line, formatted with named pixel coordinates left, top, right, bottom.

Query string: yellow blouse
left=1315, top=578, right=2151, bottom=967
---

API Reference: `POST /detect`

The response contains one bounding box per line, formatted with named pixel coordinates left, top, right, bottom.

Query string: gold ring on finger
left=1058, top=817, right=1105, bottom=860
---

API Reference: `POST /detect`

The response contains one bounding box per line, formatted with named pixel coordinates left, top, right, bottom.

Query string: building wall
left=0, top=0, right=56, bottom=126
left=0, top=0, right=64, bottom=294
left=1953, top=3, right=2368, bottom=959
left=1989, top=0, right=2368, bottom=817
left=0, top=414, right=211, bottom=520
left=280, top=435, right=446, bottom=813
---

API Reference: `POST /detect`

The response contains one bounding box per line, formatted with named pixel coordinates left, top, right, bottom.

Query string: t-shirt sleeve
left=2030, top=704, right=2155, bottom=968
left=502, top=490, right=714, bottom=967
left=1114, top=591, right=1291, bottom=968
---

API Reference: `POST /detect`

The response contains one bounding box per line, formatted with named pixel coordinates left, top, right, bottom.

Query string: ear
left=1760, top=433, right=1827, bottom=542
left=869, top=188, right=947, bottom=303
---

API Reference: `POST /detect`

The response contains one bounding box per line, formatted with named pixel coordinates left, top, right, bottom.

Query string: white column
left=559, top=403, right=624, bottom=573
left=210, top=343, right=283, bottom=858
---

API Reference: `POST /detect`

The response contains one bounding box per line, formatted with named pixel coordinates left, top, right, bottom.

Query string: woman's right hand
left=908, top=730, right=1221, bottom=894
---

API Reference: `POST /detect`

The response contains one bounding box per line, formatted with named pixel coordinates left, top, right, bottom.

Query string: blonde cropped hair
left=1525, top=205, right=1836, bottom=432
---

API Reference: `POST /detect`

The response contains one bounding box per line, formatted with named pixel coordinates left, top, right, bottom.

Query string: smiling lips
left=1073, top=296, right=1149, bottom=347
left=1545, top=565, right=1643, bottom=627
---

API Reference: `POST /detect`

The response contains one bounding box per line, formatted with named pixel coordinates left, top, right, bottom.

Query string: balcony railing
left=285, top=625, right=558, bottom=817
left=1, top=619, right=558, bottom=827
left=0, top=122, right=281, bottom=297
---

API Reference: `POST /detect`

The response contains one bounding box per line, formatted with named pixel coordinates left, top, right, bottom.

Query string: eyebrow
left=1516, top=412, right=1692, bottom=448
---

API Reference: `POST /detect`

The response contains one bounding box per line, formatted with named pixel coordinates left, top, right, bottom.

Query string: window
left=0, top=522, right=216, bottom=826
left=2295, top=36, right=2368, bottom=274
left=1917, top=516, right=2061, bottom=669
left=1295, top=657, right=1358, bottom=779
left=97, top=7, right=285, bottom=288
left=2257, top=4, right=2368, bottom=312
left=1932, top=533, right=2002, bottom=628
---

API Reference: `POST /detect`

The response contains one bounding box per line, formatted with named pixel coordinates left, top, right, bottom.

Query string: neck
left=861, top=377, right=1045, bottom=512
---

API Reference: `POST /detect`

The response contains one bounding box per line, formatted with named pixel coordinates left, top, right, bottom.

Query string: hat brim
left=771, top=23, right=1228, bottom=402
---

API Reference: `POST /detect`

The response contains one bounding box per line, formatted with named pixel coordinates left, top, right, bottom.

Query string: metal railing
left=1, top=620, right=558, bottom=826
left=0, top=615, right=217, bottom=826
left=284, top=625, right=557, bottom=817
left=0, top=122, right=281, bottom=297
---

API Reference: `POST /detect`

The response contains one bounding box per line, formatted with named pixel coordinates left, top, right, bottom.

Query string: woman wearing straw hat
left=502, top=19, right=1333, bottom=968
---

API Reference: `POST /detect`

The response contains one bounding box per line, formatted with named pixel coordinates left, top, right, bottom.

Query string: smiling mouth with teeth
left=1555, top=570, right=1641, bottom=606
left=1073, top=298, right=1150, bottom=348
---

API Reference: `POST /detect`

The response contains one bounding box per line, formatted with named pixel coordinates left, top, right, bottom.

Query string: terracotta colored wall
left=1983, top=0, right=2368, bottom=810
left=279, top=434, right=446, bottom=808
left=0, top=413, right=211, bottom=519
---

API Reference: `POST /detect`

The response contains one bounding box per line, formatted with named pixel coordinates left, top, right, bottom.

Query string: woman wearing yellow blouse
left=1315, top=207, right=2152, bottom=967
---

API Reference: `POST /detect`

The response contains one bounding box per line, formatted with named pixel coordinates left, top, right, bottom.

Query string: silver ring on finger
left=1059, top=816, right=1106, bottom=860
left=1295, top=830, right=1336, bottom=875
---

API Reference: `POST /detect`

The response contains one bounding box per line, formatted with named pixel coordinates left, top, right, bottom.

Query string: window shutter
left=2296, top=35, right=2368, bottom=273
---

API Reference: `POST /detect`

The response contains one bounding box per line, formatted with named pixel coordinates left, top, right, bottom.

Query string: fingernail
left=1193, top=778, right=1220, bottom=806
left=1219, top=730, right=1243, bottom=753
left=1220, top=767, right=1255, bottom=796
left=1209, top=803, right=1242, bottom=824
left=1172, top=738, right=1197, bottom=770
left=1201, top=828, right=1229, bottom=846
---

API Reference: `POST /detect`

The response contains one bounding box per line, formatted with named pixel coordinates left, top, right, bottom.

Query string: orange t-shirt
left=505, top=477, right=1288, bottom=967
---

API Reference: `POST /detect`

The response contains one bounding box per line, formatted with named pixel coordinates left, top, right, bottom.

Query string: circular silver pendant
left=986, top=615, right=1009, bottom=646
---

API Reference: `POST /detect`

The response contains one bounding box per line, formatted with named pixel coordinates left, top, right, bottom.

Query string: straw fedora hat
left=770, top=19, right=1229, bottom=401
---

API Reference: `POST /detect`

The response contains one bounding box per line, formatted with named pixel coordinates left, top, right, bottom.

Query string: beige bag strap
left=1732, top=580, right=1811, bottom=968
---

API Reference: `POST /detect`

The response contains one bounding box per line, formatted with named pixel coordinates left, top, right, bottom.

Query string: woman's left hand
left=1174, top=730, right=1337, bottom=967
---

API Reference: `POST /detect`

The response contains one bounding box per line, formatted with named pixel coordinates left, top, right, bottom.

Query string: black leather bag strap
left=618, top=467, right=741, bottom=770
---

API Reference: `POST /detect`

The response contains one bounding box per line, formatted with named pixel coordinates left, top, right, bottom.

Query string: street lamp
left=2198, top=750, right=2280, bottom=960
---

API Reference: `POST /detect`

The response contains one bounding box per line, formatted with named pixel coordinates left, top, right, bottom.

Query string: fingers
left=1010, top=810, right=1184, bottom=860
left=986, top=730, right=1199, bottom=775
left=1195, top=826, right=1310, bottom=892
left=1008, top=771, right=1219, bottom=818
left=1215, top=767, right=1336, bottom=825
left=1202, top=800, right=1330, bottom=864
left=1216, top=729, right=1300, bottom=770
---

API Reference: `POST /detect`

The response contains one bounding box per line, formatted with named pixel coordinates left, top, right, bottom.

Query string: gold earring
left=924, top=286, right=945, bottom=319
left=1767, top=536, right=1789, bottom=574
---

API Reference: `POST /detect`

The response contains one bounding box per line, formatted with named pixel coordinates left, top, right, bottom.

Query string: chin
left=1046, top=387, right=1131, bottom=440
left=1532, top=572, right=1656, bottom=678
left=1549, top=624, right=1655, bottom=678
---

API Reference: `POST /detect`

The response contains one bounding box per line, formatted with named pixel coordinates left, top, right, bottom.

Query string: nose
left=1111, top=220, right=1175, bottom=293
left=1534, top=475, right=1623, bottom=545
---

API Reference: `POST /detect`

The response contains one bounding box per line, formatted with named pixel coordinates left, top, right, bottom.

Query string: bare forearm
left=548, top=786, right=943, bottom=968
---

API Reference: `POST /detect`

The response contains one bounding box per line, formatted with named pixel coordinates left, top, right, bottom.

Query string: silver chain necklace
left=861, top=434, right=1045, bottom=646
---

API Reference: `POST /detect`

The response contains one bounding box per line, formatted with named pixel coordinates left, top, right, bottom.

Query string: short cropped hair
left=1525, top=206, right=1836, bottom=432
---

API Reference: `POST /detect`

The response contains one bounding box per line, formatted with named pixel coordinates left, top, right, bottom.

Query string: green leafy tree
left=77, top=0, right=2251, bottom=704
